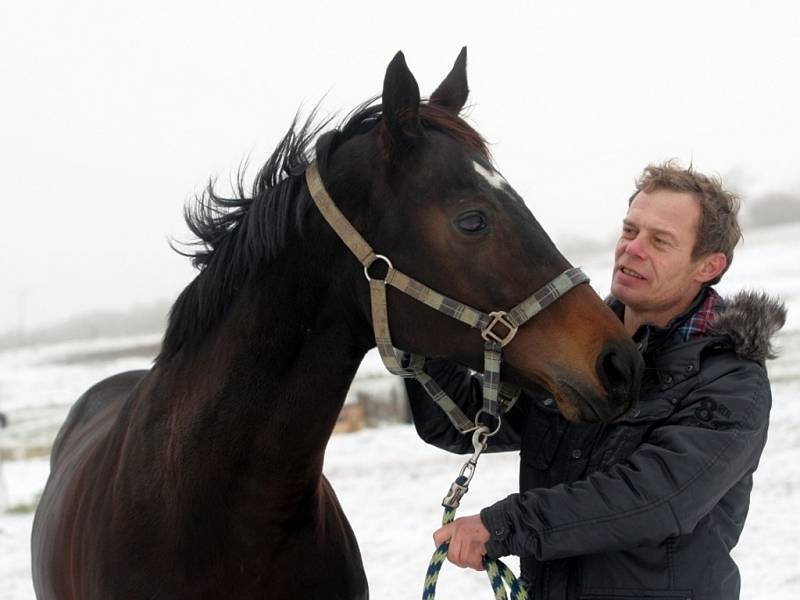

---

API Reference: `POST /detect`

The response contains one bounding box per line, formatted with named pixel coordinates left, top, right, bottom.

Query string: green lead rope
left=422, top=477, right=529, bottom=600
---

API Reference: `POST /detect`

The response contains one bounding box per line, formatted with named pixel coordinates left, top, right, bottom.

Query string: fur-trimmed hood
left=606, top=289, right=787, bottom=363
left=709, top=291, right=787, bottom=361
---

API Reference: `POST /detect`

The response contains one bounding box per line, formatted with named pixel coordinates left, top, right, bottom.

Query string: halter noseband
left=306, top=160, right=589, bottom=433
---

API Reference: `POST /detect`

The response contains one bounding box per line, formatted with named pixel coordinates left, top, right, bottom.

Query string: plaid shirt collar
left=607, top=287, right=725, bottom=355
left=674, top=287, right=724, bottom=342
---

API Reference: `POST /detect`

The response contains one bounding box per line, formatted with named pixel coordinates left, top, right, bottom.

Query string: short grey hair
left=630, top=160, right=742, bottom=285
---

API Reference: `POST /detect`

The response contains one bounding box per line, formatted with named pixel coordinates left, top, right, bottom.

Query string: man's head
left=610, top=161, right=742, bottom=327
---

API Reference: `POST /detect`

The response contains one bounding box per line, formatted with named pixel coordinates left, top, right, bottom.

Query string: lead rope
left=423, top=426, right=529, bottom=600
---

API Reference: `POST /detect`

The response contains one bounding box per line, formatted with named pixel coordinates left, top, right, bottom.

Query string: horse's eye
left=455, top=211, right=487, bottom=233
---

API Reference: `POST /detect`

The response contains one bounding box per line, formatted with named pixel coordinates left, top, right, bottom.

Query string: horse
left=31, top=48, right=643, bottom=599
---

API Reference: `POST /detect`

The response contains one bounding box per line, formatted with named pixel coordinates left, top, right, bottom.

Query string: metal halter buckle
left=481, top=311, right=518, bottom=347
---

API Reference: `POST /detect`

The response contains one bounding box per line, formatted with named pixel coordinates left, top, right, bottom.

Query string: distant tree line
left=745, top=192, right=800, bottom=228
left=0, top=300, right=171, bottom=350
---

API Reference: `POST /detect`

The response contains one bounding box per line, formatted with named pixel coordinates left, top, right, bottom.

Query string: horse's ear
left=382, top=51, right=421, bottom=148
left=430, top=47, right=468, bottom=115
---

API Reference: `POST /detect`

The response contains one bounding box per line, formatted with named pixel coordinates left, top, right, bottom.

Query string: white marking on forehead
left=473, top=161, right=508, bottom=191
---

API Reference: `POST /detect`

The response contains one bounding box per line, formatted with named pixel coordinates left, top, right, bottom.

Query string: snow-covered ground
left=1, top=223, right=799, bottom=599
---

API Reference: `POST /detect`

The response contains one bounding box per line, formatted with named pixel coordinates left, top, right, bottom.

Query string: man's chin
left=610, top=281, right=633, bottom=301
left=610, top=283, right=646, bottom=310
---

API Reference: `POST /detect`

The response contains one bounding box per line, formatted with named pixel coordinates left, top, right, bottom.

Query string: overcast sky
left=2, top=0, right=799, bottom=332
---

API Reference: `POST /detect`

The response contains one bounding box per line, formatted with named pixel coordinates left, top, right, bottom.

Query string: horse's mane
left=158, top=100, right=488, bottom=361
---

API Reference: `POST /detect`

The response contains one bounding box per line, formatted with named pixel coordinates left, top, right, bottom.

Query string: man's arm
left=479, top=358, right=770, bottom=560
left=406, top=358, right=526, bottom=454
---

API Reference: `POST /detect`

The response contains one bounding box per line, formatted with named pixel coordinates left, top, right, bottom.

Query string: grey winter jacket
left=406, top=288, right=786, bottom=600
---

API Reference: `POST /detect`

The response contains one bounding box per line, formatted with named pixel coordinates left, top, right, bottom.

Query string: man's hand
left=433, top=514, right=491, bottom=571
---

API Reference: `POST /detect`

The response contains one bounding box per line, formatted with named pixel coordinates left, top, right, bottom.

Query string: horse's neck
left=122, top=253, right=369, bottom=513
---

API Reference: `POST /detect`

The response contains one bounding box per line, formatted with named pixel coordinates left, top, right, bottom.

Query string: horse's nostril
left=602, top=350, right=627, bottom=389
left=597, top=343, right=643, bottom=406
left=600, top=350, right=628, bottom=391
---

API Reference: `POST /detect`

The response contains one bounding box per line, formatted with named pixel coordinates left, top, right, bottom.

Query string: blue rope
left=422, top=505, right=529, bottom=600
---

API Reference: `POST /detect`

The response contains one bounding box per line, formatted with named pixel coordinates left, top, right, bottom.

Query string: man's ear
left=694, top=252, right=727, bottom=284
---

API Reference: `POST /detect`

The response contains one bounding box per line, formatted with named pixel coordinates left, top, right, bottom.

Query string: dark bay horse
left=32, top=49, right=642, bottom=599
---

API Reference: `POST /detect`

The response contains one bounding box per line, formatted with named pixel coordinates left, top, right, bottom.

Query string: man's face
left=611, top=189, right=714, bottom=323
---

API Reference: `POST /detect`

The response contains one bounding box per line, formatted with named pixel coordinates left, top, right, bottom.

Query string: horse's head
left=319, top=49, right=641, bottom=422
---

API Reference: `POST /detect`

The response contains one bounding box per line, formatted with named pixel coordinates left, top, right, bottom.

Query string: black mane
left=158, top=100, right=488, bottom=361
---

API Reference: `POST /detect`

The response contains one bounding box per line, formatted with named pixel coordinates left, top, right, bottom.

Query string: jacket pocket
left=616, top=397, right=676, bottom=425
left=600, top=398, right=677, bottom=464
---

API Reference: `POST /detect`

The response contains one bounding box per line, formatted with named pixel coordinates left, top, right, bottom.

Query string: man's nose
left=625, top=235, right=646, bottom=259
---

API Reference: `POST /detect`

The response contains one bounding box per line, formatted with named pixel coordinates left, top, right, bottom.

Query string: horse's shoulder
left=51, top=370, right=148, bottom=463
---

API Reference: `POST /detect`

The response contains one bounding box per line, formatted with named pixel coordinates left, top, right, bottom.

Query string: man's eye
left=455, top=211, right=488, bottom=233
left=622, top=226, right=636, bottom=237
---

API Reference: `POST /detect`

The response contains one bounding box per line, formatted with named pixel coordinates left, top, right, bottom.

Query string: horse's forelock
left=418, top=103, right=489, bottom=159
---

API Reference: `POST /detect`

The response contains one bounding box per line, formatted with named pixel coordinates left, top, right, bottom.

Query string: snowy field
left=1, top=223, right=799, bottom=599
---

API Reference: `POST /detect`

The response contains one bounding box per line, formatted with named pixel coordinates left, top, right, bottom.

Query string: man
left=406, top=162, right=786, bottom=600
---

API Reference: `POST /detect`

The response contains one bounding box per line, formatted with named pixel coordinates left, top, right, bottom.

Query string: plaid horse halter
left=306, top=160, right=589, bottom=433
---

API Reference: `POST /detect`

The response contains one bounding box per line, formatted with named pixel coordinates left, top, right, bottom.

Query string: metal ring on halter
left=474, top=408, right=502, bottom=437
left=363, top=254, right=394, bottom=282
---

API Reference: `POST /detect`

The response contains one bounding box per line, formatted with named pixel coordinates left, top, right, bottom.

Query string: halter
left=305, top=160, right=589, bottom=433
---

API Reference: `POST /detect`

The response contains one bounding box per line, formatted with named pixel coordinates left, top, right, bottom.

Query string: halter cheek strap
left=306, top=160, right=589, bottom=433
